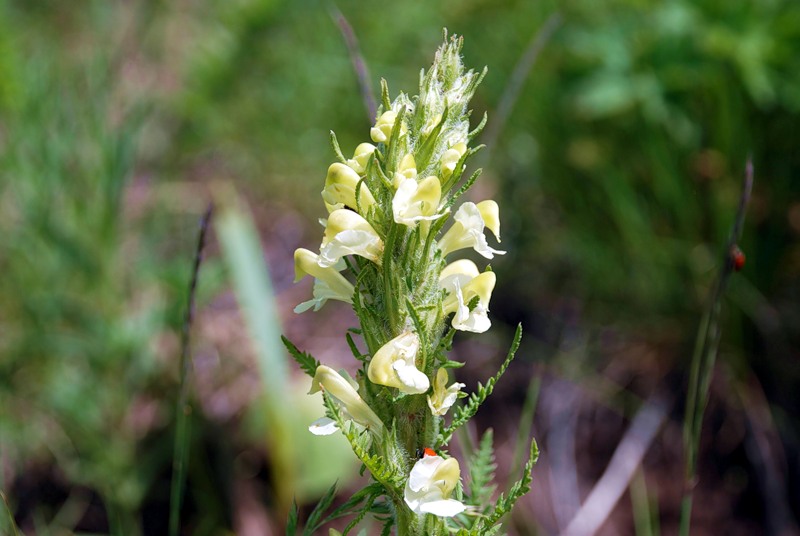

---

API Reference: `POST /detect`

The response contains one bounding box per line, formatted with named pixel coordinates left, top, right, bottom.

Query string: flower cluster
left=286, top=34, right=529, bottom=535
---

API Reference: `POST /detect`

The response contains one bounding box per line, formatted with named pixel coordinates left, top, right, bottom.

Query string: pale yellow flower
left=440, top=259, right=496, bottom=333
left=392, top=153, right=417, bottom=189
left=346, top=143, right=377, bottom=174
left=404, top=452, right=465, bottom=517
left=318, top=209, right=383, bottom=267
left=322, top=162, right=376, bottom=214
left=392, top=175, right=443, bottom=227
left=368, top=332, right=429, bottom=394
left=308, top=365, right=384, bottom=435
left=293, top=248, right=354, bottom=312
left=438, top=200, right=505, bottom=259
left=440, top=142, right=467, bottom=179
left=370, top=110, right=407, bottom=143
left=427, top=369, right=465, bottom=416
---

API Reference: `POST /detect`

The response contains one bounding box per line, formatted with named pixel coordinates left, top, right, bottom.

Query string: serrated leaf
left=469, top=428, right=497, bottom=510
left=282, top=335, right=320, bottom=378
left=439, top=324, right=523, bottom=446
left=304, top=481, right=340, bottom=535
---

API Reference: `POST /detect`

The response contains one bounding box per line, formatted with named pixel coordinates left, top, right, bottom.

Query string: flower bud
left=322, top=163, right=376, bottom=214
left=440, top=142, right=467, bottom=179
left=346, top=143, right=377, bottom=174
left=370, top=110, right=407, bottom=143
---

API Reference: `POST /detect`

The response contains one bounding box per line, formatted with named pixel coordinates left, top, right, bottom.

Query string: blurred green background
left=1, top=0, right=798, bottom=534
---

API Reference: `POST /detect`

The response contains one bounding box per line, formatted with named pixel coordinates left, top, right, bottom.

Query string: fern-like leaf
left=282, top=335, right=320, bottom=378
left=333, top=412, right=404, bottom=498
left=303, top=481, right=339, bottom=535
left=469, top=428, right=497, bottom=511
left=438, top=324, right=523, bottom=446
left=482, top=437, right=539, bottom=530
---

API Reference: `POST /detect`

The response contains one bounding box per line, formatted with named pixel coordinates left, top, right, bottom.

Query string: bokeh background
left=1, top=0, right=799, bottom=534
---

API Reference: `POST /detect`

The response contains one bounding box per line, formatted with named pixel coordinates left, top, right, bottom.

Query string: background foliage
left=1, top=0, right=798, bottom=534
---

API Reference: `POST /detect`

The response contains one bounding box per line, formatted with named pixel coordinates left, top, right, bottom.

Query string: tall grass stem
left=679, top=160, right=753, bottom=536
left=169, top=204, right=214, bottom=536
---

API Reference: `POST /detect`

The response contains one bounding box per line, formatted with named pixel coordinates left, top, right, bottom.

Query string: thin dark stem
left=330, top=4, right=377, bottom=122
left=1, top=491, right=20, bottom=536
left=680, top=159, right=753, bottom=536
left=169, top=203, right=213, bottom=536
left=479, top=12, right=562, bottom=166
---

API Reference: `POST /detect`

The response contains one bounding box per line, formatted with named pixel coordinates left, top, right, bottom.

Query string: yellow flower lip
left=440, top=142, right=467, bottom=178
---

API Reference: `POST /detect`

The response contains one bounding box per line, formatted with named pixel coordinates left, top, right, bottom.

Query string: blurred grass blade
left=680, top=160, right=753, bottom=536
left=169, top=204, right=213, bottom=536
left=213, top=183, right=295, bottom=512
left=1, top=491, right=21, bottom=536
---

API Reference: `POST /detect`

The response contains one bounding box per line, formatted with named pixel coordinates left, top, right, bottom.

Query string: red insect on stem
left=730, top=245, right=746, bottom=272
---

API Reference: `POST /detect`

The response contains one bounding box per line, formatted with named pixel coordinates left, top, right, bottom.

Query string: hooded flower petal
left=441, top=264, right=496, bottom=333
left=309, top=365, right=384, bottom=433
left=368, top=332, right=429, bottom=394
left=370, top=110, right=407, bottom=143
left=346, top=143, right=376, bottom=174
left=437, top=201, right=506, bottom=259
left=392, top=153, right=417, bottom=188
left=440, top=142, right=467, bottom=179
left=322, top=163, right=376, bottom=214
left=392, top=176, right=443, bottom=227
left=427, top=369, right=465, bottom=416
left=294, top=248, right=354, bottom=310
left=318, top=209, right=383, bottom=267
left=404, top=453, right=465, bottom=517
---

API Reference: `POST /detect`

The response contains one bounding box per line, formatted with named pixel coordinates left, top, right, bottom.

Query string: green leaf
left=469, top=428, right=497, bottom=511
left=286, top=498, right=299, bottom=536
left=304, top=481, right=339, bottom=535
left=330, top=130, right=347, bottom=163
left=282, top=335, right=320, bottom=378
left=483, top=437, right=539, bottom=528
left=439, top=324, right=523, bottom=446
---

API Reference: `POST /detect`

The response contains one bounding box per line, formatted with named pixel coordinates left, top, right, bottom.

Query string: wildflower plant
left=284, top=33, right=538, bottom=536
